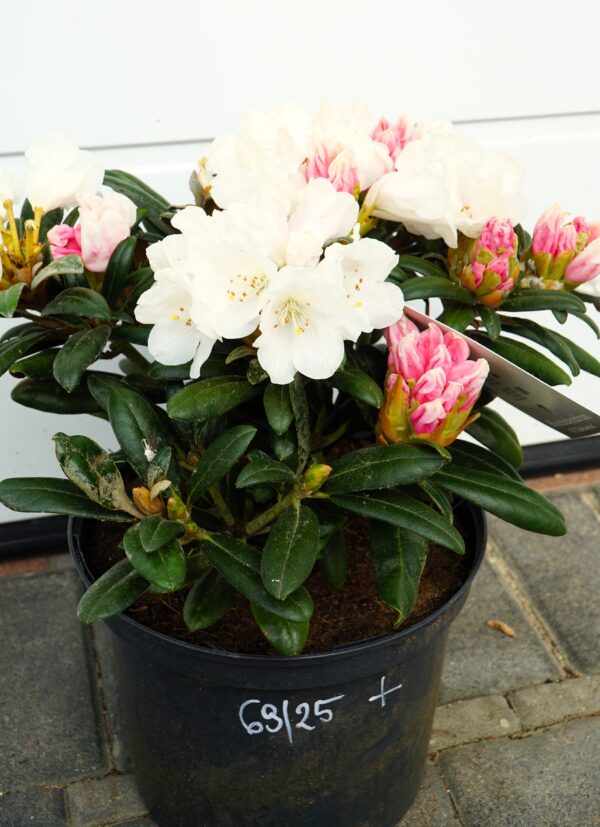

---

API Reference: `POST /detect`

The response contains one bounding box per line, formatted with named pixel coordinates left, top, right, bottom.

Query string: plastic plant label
left=404, top=307, right=600, bottom=438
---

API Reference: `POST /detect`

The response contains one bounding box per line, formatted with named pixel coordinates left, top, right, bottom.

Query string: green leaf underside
left=189, top=425, right=257, bottom=502
left=167, top=376, right=259, bottom=421
left=330, top=491, right=465, bottom=553
left=31, top=255, right=84, bottom=290
left=200, top=533, right=313, bottom=621
left=77, top=559, right=147, bottom=623
left=0, top=477, right=132, bottom=521
left=369, top=521, right=429, bottom=620
left=467, top=408, right=524, bottom=468
left=183, top=569, right=237, bottom=631
left=251, top=604, right=310, bottom=656
left=53, top=325, right=111, bottom=392
left=324, top=444, right=445, bottom=494
left=434, top=466, right=566, bottom=536
left=261, top=504, right=320, bottom=599
left=123, top=523, right=187, bottom=590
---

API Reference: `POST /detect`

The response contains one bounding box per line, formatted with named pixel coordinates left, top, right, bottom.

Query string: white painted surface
left=2, top=2, right=600, bottom=520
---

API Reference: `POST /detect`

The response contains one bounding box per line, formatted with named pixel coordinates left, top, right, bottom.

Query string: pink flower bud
left=47, top=223, right=82, bottom=260
left=305, top=144, right=359, bottom=194
left=448, top=217, right=519, bottom=307
left=565, top=238, right=600, bottom=286
left=531, top=204, right=600, bottom=287
left=378, top=319, right=489, bottom=448
left=371, top=115, right=415, bottom=162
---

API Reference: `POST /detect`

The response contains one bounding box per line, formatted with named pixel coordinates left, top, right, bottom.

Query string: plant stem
left=245, top=491, right=298, bottom=536
left=209, top=484, right=236, bottom=527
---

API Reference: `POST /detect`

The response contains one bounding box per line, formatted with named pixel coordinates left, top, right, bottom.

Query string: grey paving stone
left=440, top=560, right=561, bottom=703
left=0, top=570, right=107, bottom=789
left=397, top=763, right=457, bottom=826
left=439, top=716, right=600, bottom=826
left=92, top=621, right=133, bottom=772
left=489, top=491, right=600, bottom=673
left=66, top=774, right=147, bottom=827
left=510, top=675, right=600, bottom=730
left=110, top=821, right=158, bottom=827
left=430, top=695, right=520, bottom=751
left=0, top=786, right=66, bottom=826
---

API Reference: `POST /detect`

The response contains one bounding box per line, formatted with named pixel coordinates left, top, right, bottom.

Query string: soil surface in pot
left=82, top=518, right=473, bottom=655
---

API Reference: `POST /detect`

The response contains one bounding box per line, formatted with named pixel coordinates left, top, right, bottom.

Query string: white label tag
left=404, top=307, right=600, bottom=439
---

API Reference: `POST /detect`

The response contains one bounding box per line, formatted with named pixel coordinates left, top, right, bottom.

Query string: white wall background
left=2, top=0, right=600, bottom=520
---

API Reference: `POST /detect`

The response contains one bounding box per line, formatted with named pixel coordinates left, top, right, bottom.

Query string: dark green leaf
left=108, top=385, right=176, bottom=482
left=369, top=521, right=428, bottom=621
left=123, top=523, right=187, bottom=590
left=470, top=334, right=571, bottom=386
left=147, top=447, right=173, bottom=487
left=434, top=466, right=566, bottom=536
left=236, top=452, right=296, bottom=488
left=330, top=490, right=464, bottom=553
left=0, top=328, right=48, bottom=377
left=122, top=267, right=155, bottom=314
left=183, top=569, right=236, bottom=631
left=38, top=208, right=63, bottom=243
left=395, top=255, right=449, bottom=279
left=0, top=477, right=132, bottom=521
left=200, top=533, right=313, bottom=621
left=0, top=283, right=26, bottom=318
left=10, top=348, right=58, bottom=379
left=87, top=373, right=123, bottom=410
left=11, top=378, right=103, bottom=415
left=500, top=288, right=586, bottom=314
left=225, top=345, right=256, bottom=364
left=324, top=444, right=445, bottom=494
left=479, top=307, right=501, bottom=340
left=189, top=425, right=257, bottom=502
left=499, top=317, right=580, bottom=376
left=102, top=236, right=137, bottom=305
left=261, top=504, right=319, bottom=599
left=467, top=408, right=524, bottom=468
left=109, top=324, right=150, bottom=346
left=400, top=276, right=473, bottom=304
left=247, top=358, right=268, bottom=385
left=570, top=309, right=600, bottom=338
left=320, top=530, right=347, bottom=589
left=290, top=375, right=310, bottom=472
left=147, top=360, right=191, bottom=380
left=263, top=382, right=294, bottom=434
left=328, top=368, right=383, bottom=408
left=77, top=559, right=147, bottom=623
left=138, top=515, right=185, bottom=552
left=167, top=376, right=259, bottom=421
left=437, top=304, right=475, bottom=331
left=53, top=325, right=110, bottom=392
left=42, top=287, right=111, bottom=320
left=449, top=440, right=522, bottom=481
left=251, top=604, right=310, bottom=656
left=418, top=479, right=454, bottom=522
left=53, top=432, right=138, bottom=515
left=31, top=255, right=84, bottom=290
left=550, top=330, right=600, bottom=378
left=103, top=169, right=169, bottom=212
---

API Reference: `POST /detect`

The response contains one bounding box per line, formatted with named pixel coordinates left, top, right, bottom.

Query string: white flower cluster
left=137, top=102, right=526, bottom=385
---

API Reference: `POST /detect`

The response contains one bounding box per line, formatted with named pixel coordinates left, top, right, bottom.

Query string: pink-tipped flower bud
left=448, top=217, right=520, bottom=307
left=305, top=144, right=359, bottom=194
left=47, top=224, right=83, bottom=260
left=377, top=319, right=489, bottom=448
left=371, top=115, right=415, bottom=163
left=531, top=204, right=600, bottom=288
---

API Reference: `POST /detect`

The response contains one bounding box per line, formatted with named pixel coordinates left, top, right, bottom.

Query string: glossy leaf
left=437, top=304, right=475, bottom=332
left=0, top=477, right=132, bottom=521
left=147, top=447, right=173, bottom=488
left=53, top=325, right=111, bottom=392
left=395, top=255, right=450, bottom=279
left=418, top=479, right=454, bottom=522
left=479, top=307, right=501, bottom=340
left=200, top=533, right=313, bottom=621
left=550, top=330, right=600, bottom=378
left=121, top=267, right=155, bottom=314
left=123, top=523, right=187, bottom=590
left=10, top=348, right=58, bottom=379
left=434, top=465, right=566, bottom=536
left=290, top=375, right=310, bottom=472
left=500, top=288, right=586, bottom=314
left=324, top=444, right=445, bottom=494
left=103, top=169, right=169, bottom=212
left=189, top=425, right=257, bottom=502
left=167, top=376, right=259, bottom=421
left=42, top=288, right=111, bottom=320
left=236, top=452, right=297, bottom=488
left=470, top=334, right=571, bottom=386
left=328, top=367, right=383, bottom=408
left=87, top=373, right=124, bottom=410
left=0, top=283, right=25, bottom=318
left=251, top=604, right=310, bottom=656
left=261, top=504, right=319, bottom=599
left=11, top=378, right=103, bottom=415
left=53, top=432, right=139, bottom=516
left=467, top=408, right=524, bottom=468
left=263, top=382, right=294, bottom=434
left=102, top=236, right=137, bottom=305
left=330, top=490, right=465, bottom=553
left=499, top=317, right=580, bottom=376
left=183, top=569, right=236, bottom=631
left=369, top=521, right=429, bottom=621
left=449, top=440, right=522, bottom=481
left=77, top=559, right=147, bottom=623
left=0, top=328, right=48, bottom=377
left=30, top=255, right=84, bottom=290
left=138, top=515, right=185, bottom=552
left=400, top=276, right=473, bottom=304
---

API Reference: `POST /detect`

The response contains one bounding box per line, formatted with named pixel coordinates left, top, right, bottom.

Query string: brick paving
left=0, top=482, right=599, bottom=826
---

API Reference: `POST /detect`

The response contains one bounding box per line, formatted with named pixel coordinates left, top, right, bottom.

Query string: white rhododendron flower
left=25, top=132, right=104, bottom=211
left=77, top=192, right=137, bottom=272
left=364, top=128, right=526, bottom=247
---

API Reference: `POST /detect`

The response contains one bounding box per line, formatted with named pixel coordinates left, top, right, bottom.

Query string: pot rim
left=68, top=501, right=486, bottom=668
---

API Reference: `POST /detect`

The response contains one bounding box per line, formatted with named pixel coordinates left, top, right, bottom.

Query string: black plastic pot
left=69, top=502, right=486, bottom=827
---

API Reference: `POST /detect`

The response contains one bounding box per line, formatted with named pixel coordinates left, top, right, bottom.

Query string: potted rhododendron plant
left=1, top=103, right=600, bottom=827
